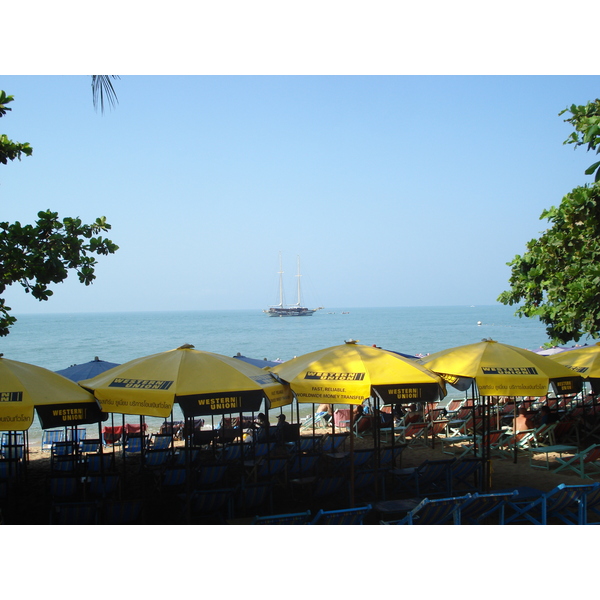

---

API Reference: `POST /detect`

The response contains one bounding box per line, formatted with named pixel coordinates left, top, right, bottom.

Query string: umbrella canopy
left=550, top=342, right=600, bottom=393
left=270, top=340, right=446, bottom=405
left=55, top=356, right=121, bottom=382
left=79, top=344, right=292, bottom=419
left=0, top=355, right=105, bottom=431
left=420, top=338, right=582, bottom=397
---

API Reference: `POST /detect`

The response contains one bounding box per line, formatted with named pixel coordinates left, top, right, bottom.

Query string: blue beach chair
left=381, top=495, right=470, bottom=525
left=50, top=501, right=99, bottom=525
left=236, top=482, right=273, bottom=515
left=186, top=488, right=236, bottom=523
left=88, top=474, right=121, bottom=499
left=310, top=504, right=372, bottom=525
left=41, top=430, right=64, bottom=452
left=450, top=457, right=484, bottom=494
left=457, top=491, right=518, bottom=525
left=391, top=458, right=455, bottom=497
left=287, top=453, right=321, bottom=479
left=102, top=499, right=144, bottom=525
left=504, top=483, right=600, bottom=525
left=321, top=433, right=349, bottom=453
left=252, top=510, right=312, bottom=525
left=195, top=464, right=228, bottom=487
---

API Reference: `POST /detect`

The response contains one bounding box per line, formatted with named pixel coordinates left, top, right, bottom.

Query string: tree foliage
left=561, top=99, right=600, bottom=182
left=498, top=99, right=600, bottom=344
left=0, top=92, right=118, bottom=336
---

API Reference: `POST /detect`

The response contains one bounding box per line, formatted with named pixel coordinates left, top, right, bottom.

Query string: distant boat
left=264, top=254, right=323, bottom=317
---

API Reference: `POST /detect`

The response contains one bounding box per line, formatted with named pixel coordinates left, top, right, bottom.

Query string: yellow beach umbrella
left=0, top=355, right=104, bottom=431
left=271, top=340, right=445, bottom=507
left=271, top=340, right=446, bottom=405
left=550, top=342, right=600, bottom=393
left=79, top=344, right=292, bottom=419
left=420, top=339, right=582, bottom=397
left=550, top=342, right=600, bottom=377
left=420, top=339, right=583, bottom=487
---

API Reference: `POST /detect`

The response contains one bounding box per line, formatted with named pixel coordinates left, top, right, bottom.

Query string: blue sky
left=2, top=1, right=600, bottom=316
left=2, top=75, right=599, bottom=315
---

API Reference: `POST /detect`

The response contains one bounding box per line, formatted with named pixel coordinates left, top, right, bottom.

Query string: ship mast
left=295, top=255, right=302, bottom=307
left=278, top=251, right=285, bottom=308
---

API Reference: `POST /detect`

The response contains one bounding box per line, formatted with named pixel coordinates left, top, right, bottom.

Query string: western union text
left=304, top=372, right=366, bottom=381
left=481, top=367, right=538, bottom=375
left=109, top=378, right=173, bottom=390
left=196, top=396, right=242, bottom=411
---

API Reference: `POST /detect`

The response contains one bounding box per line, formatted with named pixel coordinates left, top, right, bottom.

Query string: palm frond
left=91, top=76, right=120, bottom=113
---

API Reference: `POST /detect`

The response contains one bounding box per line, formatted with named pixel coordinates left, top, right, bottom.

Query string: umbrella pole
left=484, top=395, right=492, bottom=492
left=373, top=392, right=381, bottom=500
left=513, top=398, right=518, bottom=464
left=349, top=406, right=355, bottom=508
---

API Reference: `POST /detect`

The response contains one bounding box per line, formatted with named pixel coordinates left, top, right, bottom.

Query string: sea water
left=0, top=305, right=557, bottom=444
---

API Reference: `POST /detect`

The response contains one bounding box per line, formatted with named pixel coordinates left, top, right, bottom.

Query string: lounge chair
left=124, top=435, right=147, bottom=455
left=457, top=491, right=518, bottom=524
left=312, top=476, right=347, bottom=501
left=79, top=439, right=102, bottom=454
left=252, top=510, right=312, bottom=525
left=377, top=446, right=405, bottom=470
left=150, top=433, right=173, bottom=450
left=380, top=495, right=470, bottom=525
left=66, top=428, right=87, bottom=443
left=296, top=436, right=324, bottom=453
left=85, top=452, right=115, bottom=473
left=195, top=464, right=228, bottom=487
left=529, top=423, right=558, bottom=447
left=49, top=476, right=79, bottom=499
left=218, top=443, right=245, bottom=463
left=352, top=448, right=375, bottom=469
left=185, top=488, right=236, bottom=523
left=159, top=467, right=187, bottom=491
left=247, top=442, right=276, bottom=459
left=1, top=444, right=24, bottom=461
left=87, top=474, right=121, bottom=499
left=102, top=499, right=144, bottom=525
left=51, top=441, right=78, bottom=457
left=503, top=483, right=600, bottom=525
left=579, top=482, right=600, bottom=525
left=333, top=409, right=371, bottom=438
left=41, top=429, right=64, bottom=452
left=50, top=501, right=99, bottom=525
left=450, top=457, right=484, bottom=494
left=310, top=504, right=372, bottom=525
left=0, top=460, right=21, bottom=481
left=173, top=448, right=200, bottom=467
left=287, top=453, right=321, bottom=479
left=142, top=449, right=173, bottom=470
left=51, top=455, right=79, bottom=473
left=428, top=419, right=450, bottom=441
left=553, top=444, right=600, bottom=479
left=397, top=422, right=428, bottom=448
left=494, top=429, right=536, bottom=458
left=247, top=457, right=288, bottom=483
left=320, top=433, right=349, bottom=453
left=102, top=426, right=124, bottom=446
left=236, top=481, right=273, bottom=515
left=391, top=458, right=455, bottom=497
left=446, top=430, right=503, bottom=460
left=301, top=412, right=331, bottom=431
